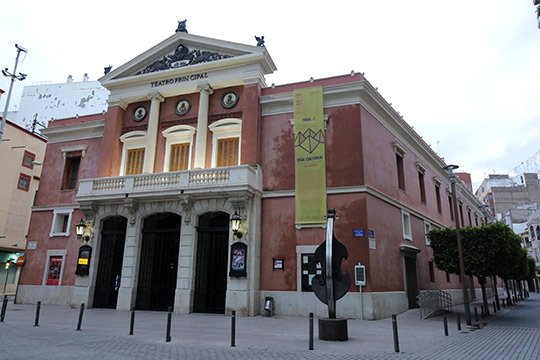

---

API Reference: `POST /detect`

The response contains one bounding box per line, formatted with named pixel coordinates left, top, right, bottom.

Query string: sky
left=1, top=0, right=539, bottom=189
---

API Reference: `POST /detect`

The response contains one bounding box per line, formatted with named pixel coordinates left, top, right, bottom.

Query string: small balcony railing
left=76, top=164, right=261, bottom=201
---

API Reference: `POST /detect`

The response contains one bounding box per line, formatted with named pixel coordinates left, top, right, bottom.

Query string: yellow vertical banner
left=293, top=86, right=327, bottom=224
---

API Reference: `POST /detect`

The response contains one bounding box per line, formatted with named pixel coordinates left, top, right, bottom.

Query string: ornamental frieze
left=136, top=43, right=233, bottom=75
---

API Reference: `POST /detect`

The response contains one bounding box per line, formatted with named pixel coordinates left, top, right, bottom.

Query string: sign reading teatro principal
left=150, top=72, right=209, bottom=88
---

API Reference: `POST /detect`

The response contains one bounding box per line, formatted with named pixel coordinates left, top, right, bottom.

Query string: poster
left=293, top=86, right=327, bottom=224
left=46, top=256, right=63, bottom=286
left=231, top=248, right=245, bottom=271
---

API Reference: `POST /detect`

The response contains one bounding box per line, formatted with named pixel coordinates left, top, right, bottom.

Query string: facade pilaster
left=116, top=214, right=142, bottom=310
left=142, top=92, right=164, bottom=174
left=97, top=104, right=126, bottom=177
left=193, top=84, right=213, bottom=169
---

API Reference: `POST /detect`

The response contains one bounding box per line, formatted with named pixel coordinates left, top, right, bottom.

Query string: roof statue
left=255, top=35, right=265, bottom=47
left=176, top=20, right=188, bottom=33
left=104, top=65, right=112, bottom=75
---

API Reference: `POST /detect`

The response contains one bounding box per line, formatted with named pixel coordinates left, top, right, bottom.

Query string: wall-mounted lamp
left=75, top=218, right=90, bottom=243
left=230, top=211, right=243, bottom=239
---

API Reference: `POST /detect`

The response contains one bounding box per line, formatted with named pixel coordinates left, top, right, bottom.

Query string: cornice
left=260, top=81, right=450, bottom=188
left=40, top=120, right=105, bottom=144
left=262, top=185, right=446, bottom=228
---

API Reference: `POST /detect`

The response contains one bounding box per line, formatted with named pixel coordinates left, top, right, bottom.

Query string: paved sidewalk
left=0, top=293, right=538, bottom=359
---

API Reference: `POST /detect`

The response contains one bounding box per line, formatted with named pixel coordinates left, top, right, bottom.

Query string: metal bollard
left=474, top=307, right=479, bottom=322
left=309, top=312, right=314, bottom=350
left=392, top=315, right=400, bottom=353
left=502, top=298, right=506, bottom=308
left=0, top=295, right=8, bottom=322
left=34, top=301, right=41, bottom=327
left=480, top=305, right=485, bottom=319
left=457, top=313, right=461, bottom=331
left=231, top=310, right=236, bottom=347
left=129, top=307, right=135, bottom=335
left=166, top=306, right=172, bottom=342
left=76, top=303, right=85, bottom=331
left=492, top=301, right=497, bottom=314
left=443, top=316, right=448, bottom=336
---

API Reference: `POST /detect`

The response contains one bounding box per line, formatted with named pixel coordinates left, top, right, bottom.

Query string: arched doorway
left=93, top=216, right=127, bottom=309
left=136, top=212, right=181, bottom=311
left=193, top=212, right=229, bottom=313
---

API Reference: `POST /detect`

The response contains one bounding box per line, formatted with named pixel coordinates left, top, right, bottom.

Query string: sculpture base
left=318, top=318, right=348, bottom=341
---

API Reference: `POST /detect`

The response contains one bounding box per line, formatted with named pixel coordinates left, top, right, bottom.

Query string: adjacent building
left=15, top=76, right=109, bottom=131
left=17, top=29, right=486, bottom=319
left=0, top=119, right=46, bottom=294
left=476, top=173, right=540, bottom=220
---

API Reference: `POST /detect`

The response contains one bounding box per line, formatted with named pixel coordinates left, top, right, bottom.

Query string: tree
left=462, top=224, right=505, bottom=316
left=496, top=225, right=527, bottom=304
left=526, top=257, right=537, bottom=293
left=428, top=227, right=459, bottom=274
left=428, top=222, right=529, bottom=312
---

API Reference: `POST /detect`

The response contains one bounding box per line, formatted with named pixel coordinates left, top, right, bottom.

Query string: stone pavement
left=0, top=293, right=539, bottom=359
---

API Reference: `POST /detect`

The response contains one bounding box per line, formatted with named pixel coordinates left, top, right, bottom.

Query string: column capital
left=197, top=83, right=214, bottom=95
left=147, top=92, right=165, bottom=102
left=106, top=98, right=128, bottom=110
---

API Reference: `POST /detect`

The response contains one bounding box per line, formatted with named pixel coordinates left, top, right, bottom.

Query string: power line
left=508, top=150, right=540, bottom=176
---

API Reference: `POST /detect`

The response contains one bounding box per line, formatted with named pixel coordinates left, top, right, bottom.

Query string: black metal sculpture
left=176, top=20, right=188, bottom=33
left=312, top=208, right=351, bottom=340
left=104, top=65, right=112, bottom=75
left=255, top=35, right=265, bottom=47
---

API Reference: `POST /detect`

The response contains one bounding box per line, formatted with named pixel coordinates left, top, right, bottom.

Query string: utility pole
left=1, top=44, right=28, bottom=146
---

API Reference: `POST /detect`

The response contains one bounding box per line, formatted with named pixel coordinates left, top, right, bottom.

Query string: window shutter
left=126, top=148, right=145, bottom=175
left=217, top=137, right=239, bottom=167
left=169, top=143, right=189, bottom=171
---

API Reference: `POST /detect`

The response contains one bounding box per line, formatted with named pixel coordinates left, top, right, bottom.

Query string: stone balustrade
left=76, top=164, right=262, bottom=202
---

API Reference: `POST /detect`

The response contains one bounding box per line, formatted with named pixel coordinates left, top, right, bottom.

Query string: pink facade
left=17, top=30, right=486, bottom=319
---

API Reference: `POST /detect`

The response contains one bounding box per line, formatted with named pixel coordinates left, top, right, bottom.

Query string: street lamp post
left=443, top=164, right=472, bottom=325
left=2, top=260, right=14, bottom=295
left=1, top=44, right=28, bottom=146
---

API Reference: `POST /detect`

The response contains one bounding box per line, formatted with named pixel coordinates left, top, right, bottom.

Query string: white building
left=15, top=75, right=109, bottom=131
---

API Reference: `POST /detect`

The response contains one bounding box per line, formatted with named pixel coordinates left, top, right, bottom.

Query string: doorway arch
left=136, top=212, right=181, bottom=311
left=193, top=211, right=230, bottom=313
left=93, top=216, right=127, bottom=309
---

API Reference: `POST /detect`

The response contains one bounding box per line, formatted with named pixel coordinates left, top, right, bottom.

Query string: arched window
left=209, top=119, right=242, bottom=168
left=119, top=131, right=147, bottom=175
left=162, top=125, right=196, bottom=172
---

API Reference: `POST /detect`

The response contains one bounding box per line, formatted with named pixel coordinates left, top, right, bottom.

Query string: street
left=0, top=294, right=538, bottom=359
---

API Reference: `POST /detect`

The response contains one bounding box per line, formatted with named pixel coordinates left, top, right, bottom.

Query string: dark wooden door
left=193, top=212, right=229, bottom=314
left=405, top=256, right=419, bottom=309
left=136, top=213, right=181, bottom=311
left=93, top=217, right=127, bottom=309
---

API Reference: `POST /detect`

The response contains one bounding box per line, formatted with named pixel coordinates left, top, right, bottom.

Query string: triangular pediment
left=99, top=32, right=276, bottom=89
left=135, top=42, right=242, bottom=76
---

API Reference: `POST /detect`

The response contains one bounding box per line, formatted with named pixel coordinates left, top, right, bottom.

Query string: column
left=193, top=84, right=213, bottom=169
left=143, top=92, right=164, bottom=173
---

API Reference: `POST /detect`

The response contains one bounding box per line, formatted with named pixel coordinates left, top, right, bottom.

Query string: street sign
left=354, top=263, right=366, bottom=286
left=16, top=256, right=25, bottom=266
left=353, top=229, right=364, bottom=237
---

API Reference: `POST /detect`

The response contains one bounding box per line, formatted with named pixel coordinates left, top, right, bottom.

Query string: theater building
left=17, top=29, right=485, bottom=319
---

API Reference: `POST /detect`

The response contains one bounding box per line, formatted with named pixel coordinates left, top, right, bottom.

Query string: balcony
left=76, top=164, right=262, bottom=203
